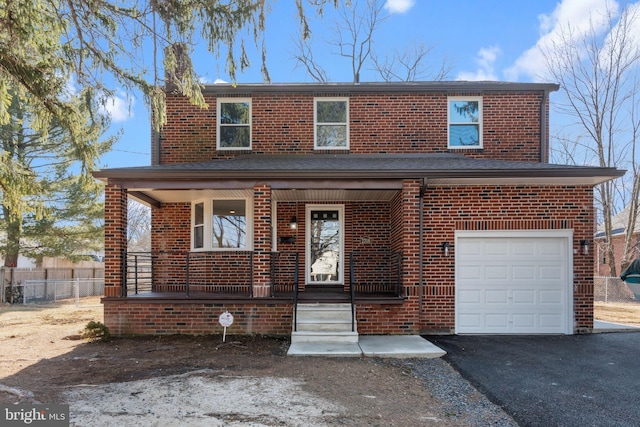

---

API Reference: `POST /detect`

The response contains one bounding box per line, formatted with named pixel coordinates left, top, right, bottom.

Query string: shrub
left=81, top=321, right=111, bottom=341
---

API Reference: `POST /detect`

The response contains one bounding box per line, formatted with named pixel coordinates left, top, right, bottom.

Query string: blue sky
left=100, top=0, right=628, bottom=168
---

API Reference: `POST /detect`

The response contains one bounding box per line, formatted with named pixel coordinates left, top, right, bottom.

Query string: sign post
left=218, top=311, right=234, bottom=342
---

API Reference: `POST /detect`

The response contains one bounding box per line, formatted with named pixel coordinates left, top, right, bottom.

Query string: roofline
left=197, top=81, right=560, bottom=95
left=93, top=166, right=623, bottom=185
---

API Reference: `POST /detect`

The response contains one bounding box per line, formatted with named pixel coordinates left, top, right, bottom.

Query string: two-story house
left=94, top=82, right=624, bottom=338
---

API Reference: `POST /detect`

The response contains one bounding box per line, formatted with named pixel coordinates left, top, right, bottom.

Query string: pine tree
left=0, top=85, right=113, bottom=266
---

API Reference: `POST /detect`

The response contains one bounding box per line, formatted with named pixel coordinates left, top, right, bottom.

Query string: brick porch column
left=104, top=184, right=127, bottom=297
left=402, top=179, right=422, bottom=330
left=253, top=184, right=272, bottom=297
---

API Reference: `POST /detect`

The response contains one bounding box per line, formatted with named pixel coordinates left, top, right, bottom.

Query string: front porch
left=120, top=250, right=404, bottom=302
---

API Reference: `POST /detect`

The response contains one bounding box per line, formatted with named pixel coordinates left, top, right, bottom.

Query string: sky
left=99, top=0, right=631, bottom=169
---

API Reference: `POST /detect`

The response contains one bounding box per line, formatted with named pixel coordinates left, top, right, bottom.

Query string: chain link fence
left=594, top=276, right=640, bottom=303
left=16, top=278, right=104, bottom=306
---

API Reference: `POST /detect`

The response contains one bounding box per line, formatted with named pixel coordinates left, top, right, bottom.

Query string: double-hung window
left=217, top=98, right=251, bottom=150
left=191, top=196, right=253, bottom=251
left=314, top=97, right=349, bottom=149
left=448, top=96, right=482, bottom=149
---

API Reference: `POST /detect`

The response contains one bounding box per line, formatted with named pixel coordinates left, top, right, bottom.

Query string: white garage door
left=455, top=231, right=573, bottom=334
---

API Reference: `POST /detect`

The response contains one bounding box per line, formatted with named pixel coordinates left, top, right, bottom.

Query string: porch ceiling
left=128, top=188, right=399, bottom=204
left=272, top=189, right=398, bottom=202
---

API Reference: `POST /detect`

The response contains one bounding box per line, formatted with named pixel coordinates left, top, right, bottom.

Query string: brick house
left=94, top=82, right=623, bottom=337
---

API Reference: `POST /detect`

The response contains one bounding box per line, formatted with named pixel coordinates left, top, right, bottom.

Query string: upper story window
left=192, top=196, right=253, bottom=251
left=448, top=96, right=482, bottom=149
left=315, top=97, right=349, bottom=149
left=217, top=98, right=251, bottom=150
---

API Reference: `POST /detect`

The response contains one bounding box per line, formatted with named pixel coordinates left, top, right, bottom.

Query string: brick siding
left=158, top=91, right=546, bottom=164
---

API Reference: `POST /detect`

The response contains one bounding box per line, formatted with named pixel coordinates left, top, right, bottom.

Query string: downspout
left=540, top=89, right=550, bottom=163
left=419, top=179, right=427, bottom=315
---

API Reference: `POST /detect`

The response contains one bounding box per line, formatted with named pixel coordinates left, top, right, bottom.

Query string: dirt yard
left=594, top=301, right=640, bottom=325
left=2, top=299, right=638, bottom=426
left=0, top=298, right=519, bottom=426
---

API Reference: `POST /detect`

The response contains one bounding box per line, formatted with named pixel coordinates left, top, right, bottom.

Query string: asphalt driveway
left=430, top=333, right=640, bottom=427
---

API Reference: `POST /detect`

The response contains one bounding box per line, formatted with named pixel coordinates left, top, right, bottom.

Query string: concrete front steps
left=287, top=303, right=448, bottom=358
left=291, top=303, right=358, bottom=344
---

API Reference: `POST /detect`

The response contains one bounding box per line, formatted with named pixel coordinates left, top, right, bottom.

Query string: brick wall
left=103, top=300, right=292, bottom=335
left=421, top=185, right=595, bottom=333
left=158, top=90, right=546, bottom=163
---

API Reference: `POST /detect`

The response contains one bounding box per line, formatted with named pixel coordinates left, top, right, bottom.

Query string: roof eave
left=93, top=168, right=624, bottom=187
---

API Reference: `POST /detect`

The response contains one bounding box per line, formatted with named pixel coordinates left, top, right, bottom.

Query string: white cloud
left=384, top=0, right=415, bottom=14
left=457, top=46, right=501, bottom=81
left=505, top=0, right=620, bottom=82
left=101, top=93, right=134, bottom=123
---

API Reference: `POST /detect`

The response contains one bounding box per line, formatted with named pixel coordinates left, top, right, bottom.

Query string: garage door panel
left=539, top=265, right=565, bottom=281
left=485, top=314, right=509, bottom=328
left=458, top=265, right=483, bottom=280
left=458, top=313, right=482, bottom=330
left=458, top=240, right=483, bottom=256
left=512, top=240, right=536, bottom=256
left=512, top=314, right=536, bottom=328
left=485, top=241, right=509, bottom=256
left=456, top=234, right=571, bottom=334
left=458, top=289, right=482, bottom=304
left=539, top=290, right=564, bottom=304
left=485, top=289, right=509, bottom=304
left=512, top=265, right=536, bottom=280
left=538, top=240, right=565, bottom=256
left=512, top=289, right=535, bottom=304
left=485, top=265, right=509, bottom=280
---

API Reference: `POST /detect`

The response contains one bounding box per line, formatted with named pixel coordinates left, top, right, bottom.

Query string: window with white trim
left=217, top=98, right=251, bottom=150
left=314, top=97, right=349, bottom=149
left=191, top=197, right=253, bottom=250
left=448, top=96, right=482, bottom=148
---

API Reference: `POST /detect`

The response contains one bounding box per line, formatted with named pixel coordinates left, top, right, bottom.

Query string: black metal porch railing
left=124, top=252, right=153, bottom=296
left=122, top=251, right=254, bottom=297
left=121, top=250, right=401, bottom=299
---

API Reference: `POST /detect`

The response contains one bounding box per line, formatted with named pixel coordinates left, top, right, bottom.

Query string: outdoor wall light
left=441, top=242, right=451, bottom=257
left=581, top=239, right=590, bottom=256
left=289, top=216, right=298, bottom=230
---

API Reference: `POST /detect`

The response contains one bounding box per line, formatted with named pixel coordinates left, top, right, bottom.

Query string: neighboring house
left=93, top=82, right=624, bottom=336
left=595, top=203, right=640, bottom=276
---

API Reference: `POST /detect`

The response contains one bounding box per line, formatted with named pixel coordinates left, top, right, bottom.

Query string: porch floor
left=287, top=335, right=446, bottom=358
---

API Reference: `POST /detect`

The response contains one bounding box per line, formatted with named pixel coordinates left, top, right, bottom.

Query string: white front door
left=306, top=205, right=344, bottom=285
left=455, top=230, right=573, bottom=334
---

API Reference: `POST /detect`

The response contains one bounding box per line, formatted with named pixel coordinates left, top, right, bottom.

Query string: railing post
left=185, top=252, right=190, bottom=297
left=396, top=251, right=402, bottom=297
left=293, top=252, right=299, bottom=332
left=350, top=252, right=355, bottom=332
left=134, top=255, right=139, bottom=295
left=120, top=249, right=127, bottom=297
left=250, top=252, right=254, bottom=297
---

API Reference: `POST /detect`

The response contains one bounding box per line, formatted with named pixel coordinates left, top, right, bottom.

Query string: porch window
left=193, top=202, right=204, bottom=249
left=217, top=98, right=251, bottom=150
left=448, top=96, right=482, bottom=149
left=314, top=97, right=349, bottom=149
left=191, top=197, right=252, bottom=251
left=212, top=199, right=246, bottom=248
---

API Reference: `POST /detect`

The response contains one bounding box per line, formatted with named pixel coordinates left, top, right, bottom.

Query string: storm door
left=306, top=205, right=344, bottom=285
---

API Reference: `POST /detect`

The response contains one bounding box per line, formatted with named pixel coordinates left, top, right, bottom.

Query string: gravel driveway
left=432, top=333, right=640, bottom=427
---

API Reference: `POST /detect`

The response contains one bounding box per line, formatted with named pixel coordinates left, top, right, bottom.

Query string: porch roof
left=94, top=153, right=623, bottom=186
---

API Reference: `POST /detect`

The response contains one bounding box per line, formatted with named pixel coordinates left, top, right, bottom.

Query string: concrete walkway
left=287, top=335, right=446, bottom=358
left=593, top=320, right=640, bottom=332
